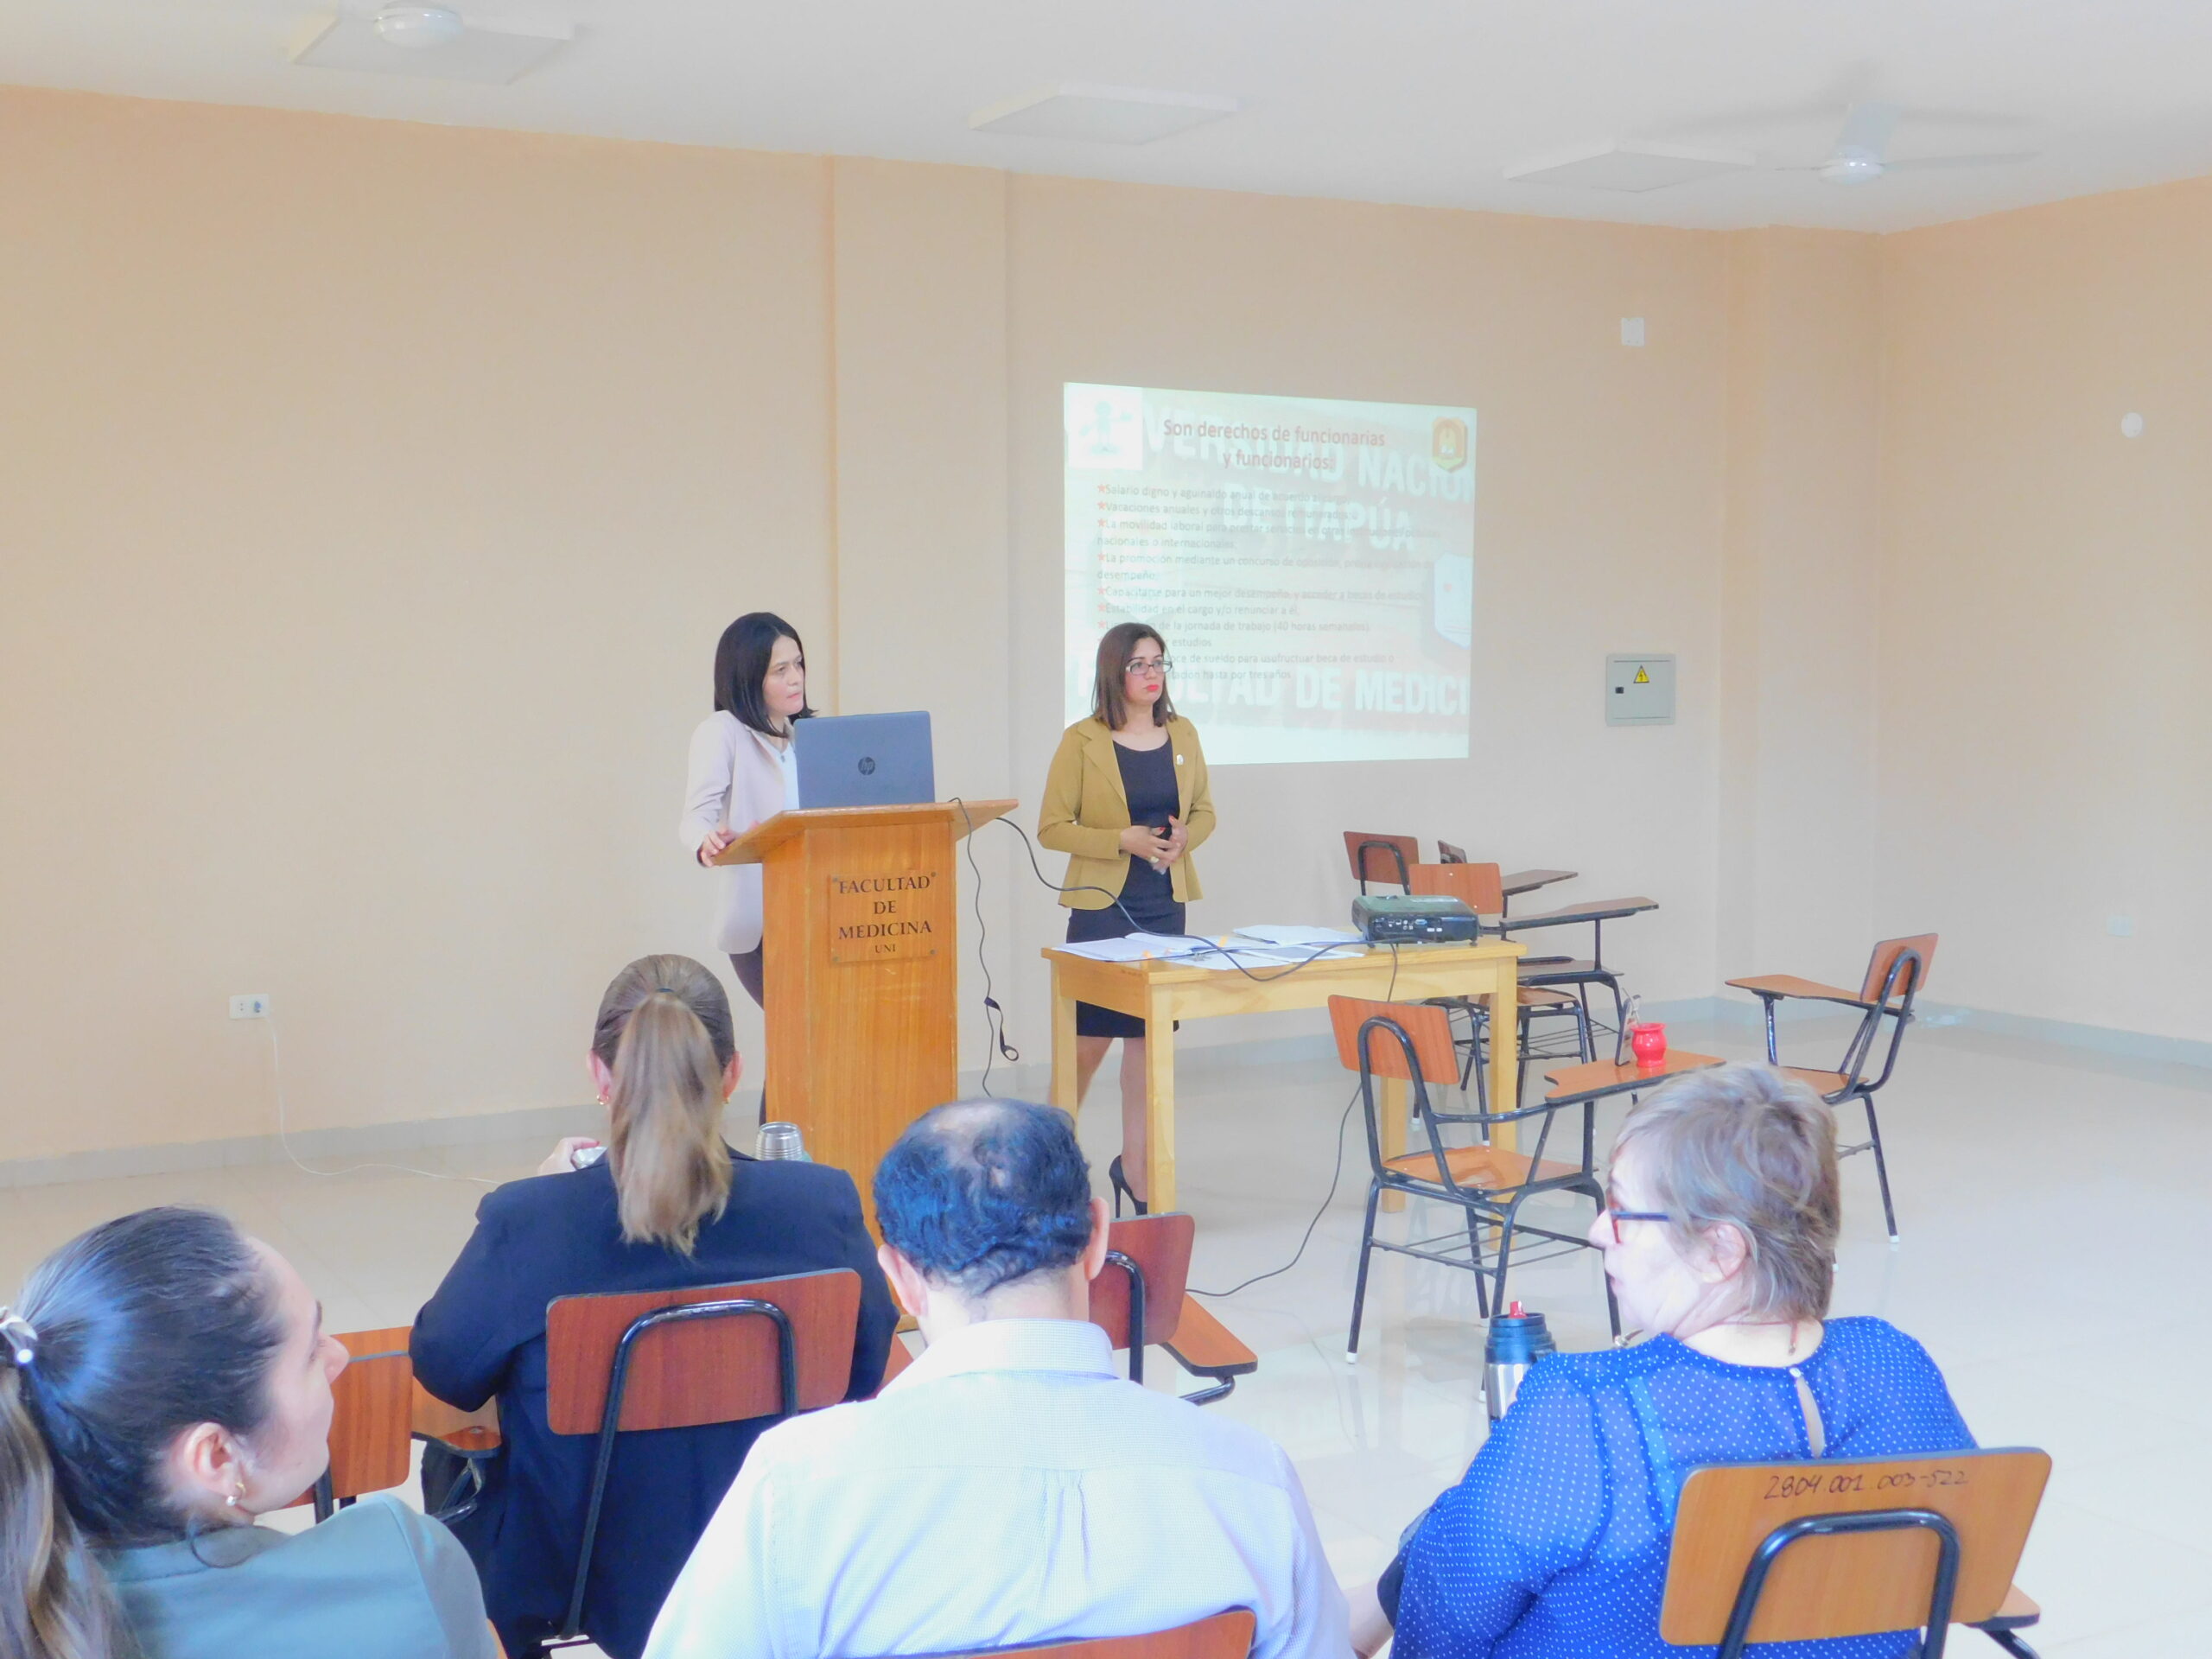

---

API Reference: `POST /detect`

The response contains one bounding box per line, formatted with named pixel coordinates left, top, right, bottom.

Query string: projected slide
left=1065, top=383, right=1475, bottom=764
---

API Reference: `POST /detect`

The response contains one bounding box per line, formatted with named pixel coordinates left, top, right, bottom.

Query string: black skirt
left=1066, top=872, right=1184, bottom=1040
left=1066, top=738, right=1187, bottom=1041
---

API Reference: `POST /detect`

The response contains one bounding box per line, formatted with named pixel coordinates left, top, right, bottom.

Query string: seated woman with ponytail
left=1, top=1205, right=494, bottom=1659
left=411, top=953, right=898, bottom=1659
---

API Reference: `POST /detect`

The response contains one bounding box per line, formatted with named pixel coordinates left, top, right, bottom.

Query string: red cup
left=1629, top=1021, right=1668, bottom=1067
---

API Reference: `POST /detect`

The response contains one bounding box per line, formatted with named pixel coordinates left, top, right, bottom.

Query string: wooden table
left=1045, top=938, right=1527, bottom=1212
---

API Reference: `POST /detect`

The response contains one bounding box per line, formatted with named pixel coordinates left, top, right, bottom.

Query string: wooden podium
left=715, top=799, right=1014, bottom=1233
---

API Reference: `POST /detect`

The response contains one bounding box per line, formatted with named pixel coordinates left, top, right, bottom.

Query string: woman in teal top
left=0, top=1206, right=495, bottom=1659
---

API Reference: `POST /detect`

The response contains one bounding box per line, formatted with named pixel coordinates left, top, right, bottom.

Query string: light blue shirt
left=645, top=1318, right=1348, bottom=1659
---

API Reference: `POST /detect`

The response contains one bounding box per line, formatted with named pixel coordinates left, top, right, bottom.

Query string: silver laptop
left=792, top=712, right=936, bottom=810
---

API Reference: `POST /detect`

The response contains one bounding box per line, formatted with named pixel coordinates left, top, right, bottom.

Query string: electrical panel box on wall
left=1605, top=653, right=1675, bottom=725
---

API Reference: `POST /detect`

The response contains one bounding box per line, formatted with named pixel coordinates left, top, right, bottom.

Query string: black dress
left=410, top=1150, right=898, bottom=1659
left=1065, top=740, right=1185, bottom=1040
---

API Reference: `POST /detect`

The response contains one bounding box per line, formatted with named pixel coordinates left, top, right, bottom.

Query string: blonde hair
left=1614, top=1064, right=1840, bottom=1324
left=591, top=956, right=736, bottom=1255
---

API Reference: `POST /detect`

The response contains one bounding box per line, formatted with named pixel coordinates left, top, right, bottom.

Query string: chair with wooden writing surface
left=1727, top=934, right=1936, bottom=1242
left=1431, top=847, right=1654, bottom=1049
left=1408, top=861, right=1592, bottom=1108
left=1438, top=842, right=1578, bottom=919
left=1087, top=1212, right=1258, bottom=1405
left=1331, top=996, right=1617, bottom=1359
left=542, top=1268, right=861, bottom=1648
left=1497, top=893, right=1658, bottom=1055
left=286, top=1327, right=415, bottom=1522
left=1661, top=1447, right=2050, bottom=1658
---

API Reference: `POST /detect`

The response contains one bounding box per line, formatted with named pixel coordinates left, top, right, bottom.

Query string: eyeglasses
left=1602, top=1205, right=1671, bottom=1245
left=1123, top=657, right=1172, bottom=677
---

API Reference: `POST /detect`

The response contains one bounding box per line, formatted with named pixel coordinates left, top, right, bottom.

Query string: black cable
left=987, top=813, right=1357, bottom=983
left=1188, top=944, right=1402, bottom=1299
left=1190, top=1084, right=1358, bottom=1299
left=950, top=798, right=1020, bottom=1095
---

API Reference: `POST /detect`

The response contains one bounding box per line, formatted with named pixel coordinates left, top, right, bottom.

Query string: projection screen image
left=1065, top=383, right=1476, bottom=765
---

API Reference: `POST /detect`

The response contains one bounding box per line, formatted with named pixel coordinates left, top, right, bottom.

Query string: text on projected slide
left=1065, top=384, right=1475, bottom=764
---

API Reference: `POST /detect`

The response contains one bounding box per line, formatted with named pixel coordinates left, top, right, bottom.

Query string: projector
left=1351, top=894, right=1482, bottom=944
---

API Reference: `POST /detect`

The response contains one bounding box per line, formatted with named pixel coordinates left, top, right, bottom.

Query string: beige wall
left=5, top=82, right=2197, bottom=1164
left=0, top=90, right=1741, bottom=1162
left=1878, top=179, right=2212, bottom=1039
left=1718, top=230, right=1883, bottom=987
left=0, top=89, right=834, bottom=1158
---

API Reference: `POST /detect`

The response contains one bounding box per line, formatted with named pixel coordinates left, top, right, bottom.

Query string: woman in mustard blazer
left=1037, top=621, right=1215, bottom=1214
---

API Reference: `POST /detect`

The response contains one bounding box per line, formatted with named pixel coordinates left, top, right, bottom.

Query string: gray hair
left=1613, top=1064, right=1840, bottom=1324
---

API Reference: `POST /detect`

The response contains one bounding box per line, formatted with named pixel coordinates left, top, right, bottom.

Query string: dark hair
left=591, top=955, right=738, bottom=1255
left=1089, top=621, right=1176, bottom=731
left=873, top=1100, right=1094, bottom=1296
left=713, top=613, right=814, bottom=738
left=1, top=1207, right=286, bottom=1659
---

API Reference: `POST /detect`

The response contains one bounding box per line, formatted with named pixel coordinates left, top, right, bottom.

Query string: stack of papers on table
left=1056, top=926, right=1366, bottom=970
left=1052, top=932, right=1219, bottom=963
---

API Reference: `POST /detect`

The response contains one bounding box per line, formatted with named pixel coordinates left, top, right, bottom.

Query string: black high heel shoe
left=1108, top=1154, right=1149, bottom=1217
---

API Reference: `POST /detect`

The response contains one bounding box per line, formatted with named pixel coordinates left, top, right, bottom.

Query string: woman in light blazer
left=1037, top=620, right=1215, bottom=1215
left=680, top=613, right=812, bottom=1007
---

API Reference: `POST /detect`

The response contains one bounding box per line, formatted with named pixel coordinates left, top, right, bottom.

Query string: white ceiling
left=10, top=0, right=2212, bottom=232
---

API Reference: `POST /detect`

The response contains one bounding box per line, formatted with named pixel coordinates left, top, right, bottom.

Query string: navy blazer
left=411, top=1149, right=897, bottom=1659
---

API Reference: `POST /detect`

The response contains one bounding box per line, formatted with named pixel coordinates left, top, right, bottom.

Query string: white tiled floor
left=3, top=1014, right=2199, bottom=1652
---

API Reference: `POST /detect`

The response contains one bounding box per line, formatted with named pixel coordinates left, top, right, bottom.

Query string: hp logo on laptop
left=858, top=756, right=877, bottom=775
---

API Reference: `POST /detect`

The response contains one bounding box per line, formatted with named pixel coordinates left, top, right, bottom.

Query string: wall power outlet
left=229, top=994, right=270, bottom=1020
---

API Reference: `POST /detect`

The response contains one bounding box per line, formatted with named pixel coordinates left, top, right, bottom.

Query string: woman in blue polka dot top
left=1357, top=1064, right=1975, bottom=1659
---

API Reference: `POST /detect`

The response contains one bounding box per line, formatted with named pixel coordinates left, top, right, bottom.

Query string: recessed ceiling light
left=372, top=4, right=467, bottom=48
left=1503, top=142, right=1756, bottom=193
left=969, top=84, right=1239, bottom=146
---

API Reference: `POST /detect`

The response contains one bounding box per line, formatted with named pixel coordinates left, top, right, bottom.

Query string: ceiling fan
left=1784, top=102, right=2036, bottom=186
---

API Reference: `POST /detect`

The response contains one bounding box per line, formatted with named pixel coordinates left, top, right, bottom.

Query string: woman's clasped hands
left=1116, top=815, right=1187, bottom=872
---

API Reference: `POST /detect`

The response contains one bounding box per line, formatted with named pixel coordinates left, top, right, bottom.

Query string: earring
left=225, top=1479, right=245, bottom=1509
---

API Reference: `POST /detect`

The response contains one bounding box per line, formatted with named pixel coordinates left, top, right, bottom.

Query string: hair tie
left=653, top=987, right=677, bottom=995
left=0, top=1309, right=37, bottom=1368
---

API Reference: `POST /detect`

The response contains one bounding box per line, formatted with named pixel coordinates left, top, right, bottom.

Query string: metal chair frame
left=1351, top=837, right=1414, bottom=896
left=1758, top=945, right=1928, bottom=1242
left=1504, top=917, right=1631, bottom=1053
left=1716, top=1509, right=1961, bottom=1659
left=1345, top=1012, right=1618, bottom=1358
left=1097, top=1245, right=1241, bottom=1405
left=557, top=1298, right=798, bottom=1644
left=1440, top=992, right=1594, bottom=1114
